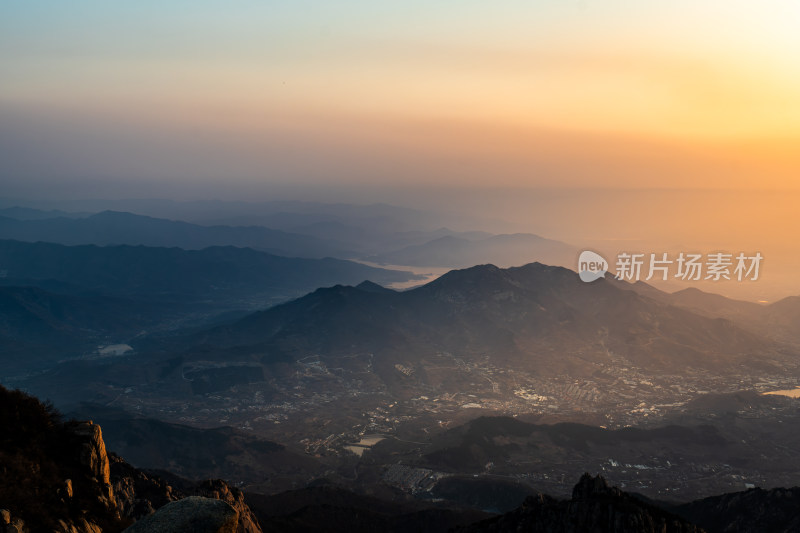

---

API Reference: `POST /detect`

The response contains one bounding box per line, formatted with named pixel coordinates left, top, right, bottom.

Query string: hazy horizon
left=3, top=1, right=800, bottom=301
left=1, top=187, right=797, bottom=303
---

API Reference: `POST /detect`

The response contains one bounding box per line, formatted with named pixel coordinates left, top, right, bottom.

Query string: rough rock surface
left=108, top=460, right=261, bottom=532
left=0, top=385, right=263, bottom=533
left=122, top=496, right=238, bottom=533
left=68, top=421, right=116, bottom=508
left=72, top=423, right=111, bottom=484
left=194, top=480, right=262, bottom=533
left=0, top=509, right=28, bottom=533
left=111, top=454, right=179, bottom=522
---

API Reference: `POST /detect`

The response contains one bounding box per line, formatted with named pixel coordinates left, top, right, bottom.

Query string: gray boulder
left=123, top=496, right=238, bottom=533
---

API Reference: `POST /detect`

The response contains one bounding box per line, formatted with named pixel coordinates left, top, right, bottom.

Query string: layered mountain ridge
left=184, top=262, right=787, bottom=378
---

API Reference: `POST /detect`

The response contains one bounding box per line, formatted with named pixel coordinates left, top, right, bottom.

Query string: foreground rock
left=122, top=497, right=237, bottom=533
left=0, top=385, right=262, bottom=533
left=194, top=480, right=261, bottom=533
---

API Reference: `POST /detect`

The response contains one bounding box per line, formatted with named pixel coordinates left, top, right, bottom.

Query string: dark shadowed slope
left=0, top=285, right=174, bottom=372
left=674, top=486, right=800, bottom=533
left=614, top=281, right=800, bottom=345
left=0, top=239, right=417, bottom=308
left=458, top=474, right=703, bottom=532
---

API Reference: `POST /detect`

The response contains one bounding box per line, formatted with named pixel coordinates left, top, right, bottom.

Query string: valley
left=18, top=339, right=798, bottom=503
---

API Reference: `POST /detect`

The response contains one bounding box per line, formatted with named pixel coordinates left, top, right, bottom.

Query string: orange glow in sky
left=2, top=1, right=800, bottom=192
left=2, top=1, right=800, bottom=299
left=0, top=0, right=800, bottom=187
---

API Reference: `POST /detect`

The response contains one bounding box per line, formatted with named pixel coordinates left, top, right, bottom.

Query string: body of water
left=763, top=387, right=800, bottom=398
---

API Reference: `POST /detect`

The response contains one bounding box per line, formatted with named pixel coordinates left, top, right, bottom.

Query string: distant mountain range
left=183, top=262, right=785, bottom=381
left=0, top=239, right=418, bottom=374
left=0, top=239, right=416, bottom=307
left=0, top=210, right=354, bottom=258
left=9, top=260, right=798, bottom=436
left=0, top=199, right=506, bottom=236
left=0, top=206, right=580, bottom=271
left=282, top=221, right=495, bottom=256
left=614, top=280, right=800, bottom=344
left=0, top=206, right=91, bottom=220
left=367, top=233, right=577, bottom=269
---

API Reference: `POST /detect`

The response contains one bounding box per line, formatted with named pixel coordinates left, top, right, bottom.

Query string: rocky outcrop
left=0, top=385, right=262, bottom=533
left=194, top=480, right=261, bottom=533
left=0, top=383, right=126, bottom=533
left=67, top=421, right=116, bottom=509
left=110, top=454, right=179, bottom=521
left=459, top=474, right=705, bottom=532
left=107, top=460, right=261, bottom=532
left=72, top=423, right=111, bottom=485
left=1, top=509, right=29, bottom=533
left=122, top=497, right=238, bottom=533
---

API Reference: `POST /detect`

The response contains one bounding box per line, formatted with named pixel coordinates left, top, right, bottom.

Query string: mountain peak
left=90, top=210, right=146, bottom=219
left=572, top=473, right=618, bottom=500
left=427, top=263, right=502, bottom=283
left=419, top=263, right=511, bottom=294
left=355, top=280, right=395, bottom=294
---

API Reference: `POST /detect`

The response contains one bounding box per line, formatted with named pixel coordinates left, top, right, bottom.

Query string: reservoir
left=763, top=387, right=800, bottom=398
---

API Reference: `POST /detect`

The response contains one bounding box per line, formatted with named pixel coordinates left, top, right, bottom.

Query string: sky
left=2, top=0, right=800, bottom=194
left=1, top=1, right=800, bottom=300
